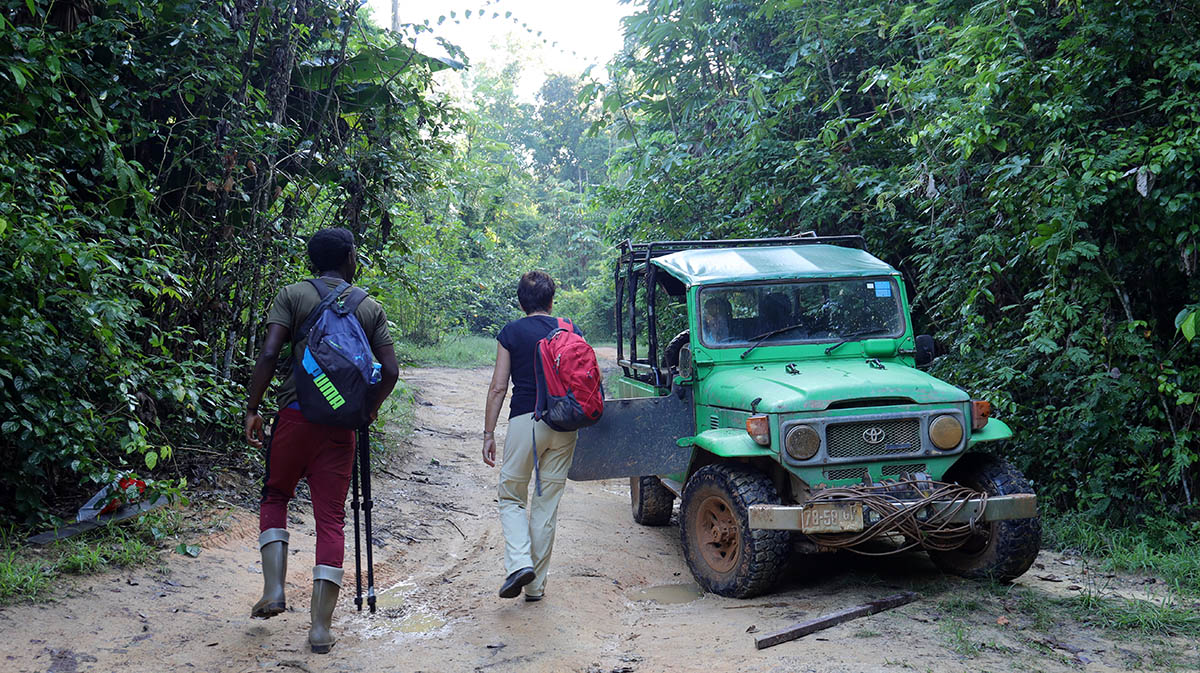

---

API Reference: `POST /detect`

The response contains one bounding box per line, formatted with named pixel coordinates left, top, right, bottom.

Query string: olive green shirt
left=266, top=277, right=393, bottom=410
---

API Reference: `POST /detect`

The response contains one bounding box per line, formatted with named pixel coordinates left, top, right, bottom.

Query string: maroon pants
left=259, top=408, right=355, bottom=567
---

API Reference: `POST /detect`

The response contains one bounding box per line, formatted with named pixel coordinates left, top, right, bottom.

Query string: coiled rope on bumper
left=803, top=479, right=988, bottom=556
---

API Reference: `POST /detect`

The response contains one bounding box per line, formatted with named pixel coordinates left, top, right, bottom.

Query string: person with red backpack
left=482, top=271, right=602, bottom=602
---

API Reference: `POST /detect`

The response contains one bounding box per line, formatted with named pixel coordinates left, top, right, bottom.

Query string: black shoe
left=499, top=567, right=535, bottom=598
left=524, top=593, right=543, bottom=602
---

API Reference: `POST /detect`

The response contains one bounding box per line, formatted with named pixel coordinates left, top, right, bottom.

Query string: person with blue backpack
left=243, top=227, right=399, bottom=653
left=483, top=271, right=603, bottom=603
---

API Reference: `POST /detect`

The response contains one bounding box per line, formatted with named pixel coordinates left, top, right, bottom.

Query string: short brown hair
left=517, top=271, right=555, bottom=314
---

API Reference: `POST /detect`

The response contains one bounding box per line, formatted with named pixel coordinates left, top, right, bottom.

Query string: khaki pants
left=498, top=412, right=577, bottom=597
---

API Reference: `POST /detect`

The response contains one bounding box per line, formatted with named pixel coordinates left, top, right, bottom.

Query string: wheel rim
left=695, top=494, right=740, bottom=573
left=630, top=477, right=641, bottom=512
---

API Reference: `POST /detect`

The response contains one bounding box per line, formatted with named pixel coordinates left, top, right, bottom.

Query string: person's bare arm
left=369, top=342, right=400, bottom=422
left=482, top=343, right=511, bottom=467
left=245, top=323, right=290, bottom=448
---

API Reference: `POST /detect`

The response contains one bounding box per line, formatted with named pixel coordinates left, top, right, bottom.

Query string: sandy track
left=2, top=359, right=1197, bottom=673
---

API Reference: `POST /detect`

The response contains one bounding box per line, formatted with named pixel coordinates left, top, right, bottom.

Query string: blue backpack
left=293, top=278, right=376, bottom=428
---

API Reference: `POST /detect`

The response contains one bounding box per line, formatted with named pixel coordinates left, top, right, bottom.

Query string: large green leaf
left=296, top=43, right=462, bottom=90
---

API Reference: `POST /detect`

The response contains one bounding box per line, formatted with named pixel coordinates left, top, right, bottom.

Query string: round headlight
left=929, top=415, right=964, bottom=450
left=784, top=424, right=821, bottom=461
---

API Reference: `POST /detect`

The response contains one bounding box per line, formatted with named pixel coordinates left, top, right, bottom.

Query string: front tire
left=679, top=464, right=788, bottom=598
left=631, top=476, right=674, bottom=526
left=929, top=453, right=1041, bottom=582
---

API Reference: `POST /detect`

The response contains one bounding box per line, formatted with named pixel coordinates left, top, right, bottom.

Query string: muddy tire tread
left=930, top=453, right=1041, bottom=582
left=631, top=476, right=675, bottom=526
left=680, top=464, right=789, bottom=598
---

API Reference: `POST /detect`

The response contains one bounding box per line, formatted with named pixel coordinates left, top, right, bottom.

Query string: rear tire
left=631, top=476, right=674, bottom=526
left=680, top=464, right=788, bottom=598
left=929, top=453, right=1041, bottom=582
left=662, top=330, right=690, bottom=369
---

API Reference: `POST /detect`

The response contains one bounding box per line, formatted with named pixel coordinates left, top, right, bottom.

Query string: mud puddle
left=627, top=582, right=705, bottom=604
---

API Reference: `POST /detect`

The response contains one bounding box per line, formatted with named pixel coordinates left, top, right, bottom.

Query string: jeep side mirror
left=914, top=335, right=935, bottom=366
left=677, top=345, right=693, bottom=379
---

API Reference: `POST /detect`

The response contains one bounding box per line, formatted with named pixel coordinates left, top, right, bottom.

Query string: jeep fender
left=967, top=418, right=1013, bottom=447
left=688, top=429, right=776, bottom=459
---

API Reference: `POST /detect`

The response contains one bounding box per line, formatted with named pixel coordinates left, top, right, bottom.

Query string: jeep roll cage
left=615, top=233, right=867, bottom=387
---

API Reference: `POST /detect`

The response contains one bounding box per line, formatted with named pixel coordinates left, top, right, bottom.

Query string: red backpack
left=533, top=318, right=604, bottom=431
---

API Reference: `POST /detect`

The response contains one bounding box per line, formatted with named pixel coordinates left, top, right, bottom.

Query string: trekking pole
left=351, top=436, right=363, bottom=612
left=359, top=425, right=377, bottom=614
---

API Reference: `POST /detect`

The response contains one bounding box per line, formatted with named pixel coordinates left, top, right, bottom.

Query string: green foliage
left=371, top=53, right=618, bottom=344
left=0, top=0, right=615, bottom=525
left=0, top=507, right=180, bottom=604
left=0, top=0, right=453, bottom=523
left=0, top=528, right=52, bottom=603
left=394, top=335, right=498, bottom=368
left=1056, top=593, right=1200, bottom=638
left=997, top=583, right=1200, bottom=640
left=596, top=0, right=1200, bottom=522
left=938, top=617, right=981, bottom=658
left=378, top=378, right=415, bottom=444
left=1045, top=511, right=1200, bottom=596
left=552, top=269, right=617, bottom=340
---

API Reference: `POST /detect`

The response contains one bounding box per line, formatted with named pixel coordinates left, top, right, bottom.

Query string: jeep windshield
left=698, top=278, right=905, bottom=349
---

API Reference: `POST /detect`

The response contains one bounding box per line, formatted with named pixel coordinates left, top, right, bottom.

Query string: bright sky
left=363, top=0, right=637, bottom=98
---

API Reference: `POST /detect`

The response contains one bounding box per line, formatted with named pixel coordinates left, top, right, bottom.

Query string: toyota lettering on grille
left=862, top=427, right=886, bottom=444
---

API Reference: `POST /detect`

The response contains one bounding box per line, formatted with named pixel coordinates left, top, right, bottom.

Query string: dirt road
left=3, top=360, right=1197, bottom=672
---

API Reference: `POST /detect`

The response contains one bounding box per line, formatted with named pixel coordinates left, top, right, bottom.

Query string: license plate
left=800, top=501, right=864, bottom=533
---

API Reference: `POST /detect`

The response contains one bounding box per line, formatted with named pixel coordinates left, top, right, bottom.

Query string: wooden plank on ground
left=754, top=591, right=919, bottom=650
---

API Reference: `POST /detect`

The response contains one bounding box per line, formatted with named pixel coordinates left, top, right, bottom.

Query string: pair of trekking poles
left=351, top=425, right=376, bottom=614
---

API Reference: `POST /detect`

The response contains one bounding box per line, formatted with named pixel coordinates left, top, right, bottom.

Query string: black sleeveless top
left=496, top=315, right=582, bottom=417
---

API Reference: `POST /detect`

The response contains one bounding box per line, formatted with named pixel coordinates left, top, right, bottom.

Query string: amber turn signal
left=971, top=400, right=992, bottom=431
left=746, top=415, right=770, bottom=446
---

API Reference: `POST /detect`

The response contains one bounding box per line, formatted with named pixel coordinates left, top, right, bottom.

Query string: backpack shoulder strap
left=307, top=277, right=332, bottom=298
left=298, top=279, right=350, bottom=337
left=336, top=287, right=369, bottom=316
left=545, top=316, right=571, bottom=341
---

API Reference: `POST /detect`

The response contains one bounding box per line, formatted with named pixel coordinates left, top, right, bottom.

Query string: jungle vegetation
left=0, top=0, right=610, bottom=522
left=1, top=0, right=1197, bottom=556
left=589, top=0, right=1200, bottom=539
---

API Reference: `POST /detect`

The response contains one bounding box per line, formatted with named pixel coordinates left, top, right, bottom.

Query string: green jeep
left=569, top=236, right=1040, bottom=598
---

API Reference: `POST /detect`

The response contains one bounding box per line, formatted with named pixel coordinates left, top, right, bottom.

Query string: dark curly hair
left=517, top=271, right=555, bottom=314
left=307, top=228, right=355, bottom=273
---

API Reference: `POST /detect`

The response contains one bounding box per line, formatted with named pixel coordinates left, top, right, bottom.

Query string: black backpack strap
left=298, top=279, right=351, bottom=338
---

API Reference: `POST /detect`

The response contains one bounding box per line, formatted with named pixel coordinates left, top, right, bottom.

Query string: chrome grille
left=882, top=463, right=927, bottom=477
left=824, top=467, right=868, bottom=481
left=826, top=419, right=921, bottom=458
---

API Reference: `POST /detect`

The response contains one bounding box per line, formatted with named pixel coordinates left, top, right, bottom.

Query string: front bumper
left=748, top=493, right=1037, bottom=534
